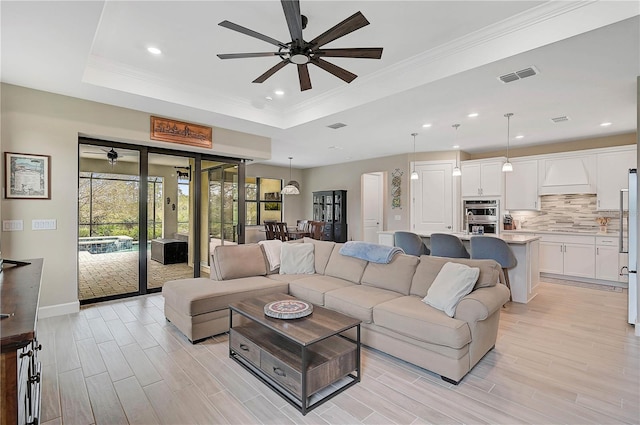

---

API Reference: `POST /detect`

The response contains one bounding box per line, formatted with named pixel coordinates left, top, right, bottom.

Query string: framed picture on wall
left=4, top=152, right=51, bottom=199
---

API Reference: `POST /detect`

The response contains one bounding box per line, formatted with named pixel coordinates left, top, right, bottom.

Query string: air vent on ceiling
left=327, top=122, right=347, bottom=129
left=551, top=116, right=570, bottom=123
left=498, top=66, right=539, bottom=84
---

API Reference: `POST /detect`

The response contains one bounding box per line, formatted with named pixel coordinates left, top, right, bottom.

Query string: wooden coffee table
left=228, top=293, right=361, bottom=415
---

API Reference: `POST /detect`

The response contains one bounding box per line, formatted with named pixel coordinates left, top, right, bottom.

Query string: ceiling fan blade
left=217, top=52, right=281, bottom=59
left=309, top=11, right=369, bottom=49
left=218, top=20, right=287, bottom=48
left=281, top=0, right=303, bottom=46
left=314, top=47, right=383, bottom=59
left=253, top=60, right=289, bottom=83
left=311, top=58, right=357, bottom=83
left=297, top=64, right=312, bottom=91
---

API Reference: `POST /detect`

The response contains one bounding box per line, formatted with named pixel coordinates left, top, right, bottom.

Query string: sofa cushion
left=422, top=262, right=480, bottom=317
left=211, top=244, right=268, bottom=280
left=279, top=243, right=315, bottom=275
left=162, top=276, right=287, bottom=316
left=373, top=296, right=471, bottom=349
left=288, top=275, right=355, bottom=306
left=324, top=286, right=402, bottom=324
left=361, top=253, right=419, bottom=295
left=324, top=243, right=368, bottom=284
left=410, top=255, right=501, bottom=298
left=302, top=237, right=336, bottom=274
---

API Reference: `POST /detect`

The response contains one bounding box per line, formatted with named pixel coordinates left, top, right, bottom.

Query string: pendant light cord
left=504, top=113, right=513, bottom=161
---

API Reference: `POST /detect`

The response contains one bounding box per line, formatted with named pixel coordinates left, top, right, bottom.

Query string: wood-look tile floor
left=38, top=281, right=639, bottom=425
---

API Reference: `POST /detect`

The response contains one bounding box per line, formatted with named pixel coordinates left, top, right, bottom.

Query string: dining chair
left=273, top=222, right=289, bottom=241
left=394, top=231, right=430, bottom=256
left=470, top=236, right=517, bottom=301
left=264, top=221, right=277, bottom=240
left=429, top=233, right=470, bottom=258
left=308, top=221, right=326, bottom=240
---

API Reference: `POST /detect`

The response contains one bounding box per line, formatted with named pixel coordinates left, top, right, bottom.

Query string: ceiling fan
left=217, top=0, right=383, bottom=91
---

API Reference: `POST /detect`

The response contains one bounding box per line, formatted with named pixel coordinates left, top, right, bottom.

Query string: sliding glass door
left=78, top=140, right=244, bottom=304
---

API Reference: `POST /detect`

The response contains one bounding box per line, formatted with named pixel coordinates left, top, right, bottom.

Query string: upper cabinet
left=596, top=146, right=637, bottom=210
left=538, top=154, right=596, bottom=195
left=505, top=159, right=539, bottom=210
left=461, top=159, right=504, bottom=198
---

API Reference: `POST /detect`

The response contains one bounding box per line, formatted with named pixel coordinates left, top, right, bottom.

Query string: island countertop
left=378, top=231, right=540, bottom=244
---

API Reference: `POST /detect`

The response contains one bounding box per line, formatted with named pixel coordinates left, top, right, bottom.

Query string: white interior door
left=362, top=172, right=384, bottom=242
left=412, top=162, right=454, bottom=234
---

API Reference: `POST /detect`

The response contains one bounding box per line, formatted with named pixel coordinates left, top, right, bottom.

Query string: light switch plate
left=2, top=220, right=24, bottom=231
left=32, top=219, right=57, bottom=230
left=394, top=215, right=401, bottom=221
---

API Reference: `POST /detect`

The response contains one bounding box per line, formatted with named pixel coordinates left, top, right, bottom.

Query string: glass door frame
left=78, top=137, right=246, bottom=304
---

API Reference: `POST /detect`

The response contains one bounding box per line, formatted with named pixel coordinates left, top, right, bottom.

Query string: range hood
left=539, top=155, right=596, bottom=195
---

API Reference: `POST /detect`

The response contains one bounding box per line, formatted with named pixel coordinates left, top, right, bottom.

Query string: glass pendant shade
left=503, top=113, right=514, bottom=173
left=452, top=166, right=461, bottom=176
left=410, top=171, right=419, bottom=180
left=281, top=157, right=300, bottom=195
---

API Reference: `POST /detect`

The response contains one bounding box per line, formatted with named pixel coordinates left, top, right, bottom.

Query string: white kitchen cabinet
left=539, top=234, right=595, bottom=278
left=595, top=236, right=621, bottom=281
left=461, top=159, right=504, bottom=198
left=538, top=154, right=596, bottom=195
left=505, top=159, right=539, bottom=210
left=596, top=147, right=637, bottom=210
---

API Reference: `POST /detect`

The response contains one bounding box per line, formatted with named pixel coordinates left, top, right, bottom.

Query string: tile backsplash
left=510, top=194, right=625, bottom=234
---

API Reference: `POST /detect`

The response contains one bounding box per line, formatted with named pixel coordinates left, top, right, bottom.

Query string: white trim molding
left=38, top=301, right=80, bottom=319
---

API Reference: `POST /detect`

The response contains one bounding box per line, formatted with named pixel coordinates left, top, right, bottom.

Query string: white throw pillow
left=279, top=243, right=315, bottom=275
left=422, top=262, right=480, bottom=317
left=258, top=239, right=282, bottom=271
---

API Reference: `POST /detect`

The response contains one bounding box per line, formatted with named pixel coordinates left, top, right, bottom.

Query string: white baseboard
left=38, top=301, right=80, bottom=319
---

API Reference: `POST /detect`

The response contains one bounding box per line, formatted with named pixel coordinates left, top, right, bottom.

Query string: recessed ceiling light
left=515, top=135, right=524, bottom=139
left=600, top=122, right=612, bottom=127
left=274, top=90, right=285, bottom=96
left=467, top=113, right=479, bottom=118
left=422, top=123, right=432, bottom=128
left=265, top=96, right=273, bottom=101
left=452, top=145, right=460, bottom=149
left=147, top=47, right=162, bottom=55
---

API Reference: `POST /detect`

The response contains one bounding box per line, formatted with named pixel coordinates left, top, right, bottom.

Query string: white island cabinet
left=378, top=231, right=540, bottom=303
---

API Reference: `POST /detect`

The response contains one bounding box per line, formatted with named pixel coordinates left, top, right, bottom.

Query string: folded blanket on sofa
left=258, top=239, right=282, bottom=271
left=339, top=241, right=403, bottom=264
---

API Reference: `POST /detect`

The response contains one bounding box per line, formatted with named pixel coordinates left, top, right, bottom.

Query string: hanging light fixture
left=452, top=124, right=461, bottom=176
left=502, top=113, right=514, bottom=172
left=281, top=156, right=300, bottom=195
left=106, top=148, right=118, bottom=166
left=410, top=133, right=419, bottom=180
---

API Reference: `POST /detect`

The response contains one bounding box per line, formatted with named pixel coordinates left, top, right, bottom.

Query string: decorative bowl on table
left=264, top=299, right=313, bottom=319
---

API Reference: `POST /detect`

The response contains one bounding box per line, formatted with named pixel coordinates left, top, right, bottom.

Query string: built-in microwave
left=464, top=200, right=500, bottom=234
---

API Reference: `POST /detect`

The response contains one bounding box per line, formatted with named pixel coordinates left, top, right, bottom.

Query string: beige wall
left=0, top=84, right=272, bottom=315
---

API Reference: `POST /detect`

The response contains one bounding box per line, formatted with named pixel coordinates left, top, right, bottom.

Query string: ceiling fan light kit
left=217, top=0, right=383, bottom=91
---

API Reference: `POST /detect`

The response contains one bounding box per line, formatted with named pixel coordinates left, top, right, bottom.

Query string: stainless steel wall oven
left=464, top=200, right=500, bottom=234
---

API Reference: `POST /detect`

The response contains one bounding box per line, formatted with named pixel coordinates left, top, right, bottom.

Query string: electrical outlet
left=2, top=220, right=24, bottom=231
left=394, top=215, right=401, bottom=221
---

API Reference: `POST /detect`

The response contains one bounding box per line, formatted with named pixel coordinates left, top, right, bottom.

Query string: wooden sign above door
left=150, top=116, right=212, bottom=149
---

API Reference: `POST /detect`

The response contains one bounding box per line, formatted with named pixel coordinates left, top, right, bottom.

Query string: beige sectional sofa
left=162, top=238, right=510, bottom=384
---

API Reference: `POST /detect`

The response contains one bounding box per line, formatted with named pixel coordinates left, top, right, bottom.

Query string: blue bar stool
left=430, top=233, right=470, bottom=258
left=394, top=231, right=430, bottom=256
left=470, top=236, right=516, bottom=302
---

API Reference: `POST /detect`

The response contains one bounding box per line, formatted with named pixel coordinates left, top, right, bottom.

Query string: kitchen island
left=378, top=231, right=540, bottom=303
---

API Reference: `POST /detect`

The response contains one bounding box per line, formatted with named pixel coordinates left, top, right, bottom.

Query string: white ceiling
left=2, top=1, right=639, bottom=168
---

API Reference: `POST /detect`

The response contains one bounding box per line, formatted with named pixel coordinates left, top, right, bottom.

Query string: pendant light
left=502, top=113, right=514, bottom=172
left=107, top=148, right=118, bottom=166
left=451, top=124, right=461, bottom=177
left=410, top=133, right=419, bottom=180
left=281, top=156, right=300, bottom=195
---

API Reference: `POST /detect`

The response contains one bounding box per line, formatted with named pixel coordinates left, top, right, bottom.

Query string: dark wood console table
left=1, top=259, right=43, bottom=425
